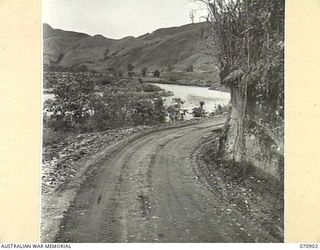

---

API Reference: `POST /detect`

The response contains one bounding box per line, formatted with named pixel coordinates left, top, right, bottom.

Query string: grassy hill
left=43, top=23, right=220, bottom=83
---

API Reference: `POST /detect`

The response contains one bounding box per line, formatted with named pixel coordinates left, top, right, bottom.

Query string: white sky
left=42, top=0, right=208, bottom=39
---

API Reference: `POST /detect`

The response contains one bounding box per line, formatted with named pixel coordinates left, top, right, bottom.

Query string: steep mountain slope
left=43, top=23, right=218, bottom=73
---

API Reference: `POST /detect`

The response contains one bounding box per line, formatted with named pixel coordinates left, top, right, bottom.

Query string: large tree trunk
left=220, top=79, right=283, bottom=180
left=224, top=81, right=247, bottom=163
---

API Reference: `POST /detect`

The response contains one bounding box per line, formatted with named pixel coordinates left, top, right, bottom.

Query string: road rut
left=55, top=117, right=279, bottom=242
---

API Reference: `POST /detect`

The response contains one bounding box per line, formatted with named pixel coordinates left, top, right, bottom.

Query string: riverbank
left=153, top=82, right=230, bottom=120
left=141, top=71, right=229, bottom=92
left=147, top=78, right=229, bottom=92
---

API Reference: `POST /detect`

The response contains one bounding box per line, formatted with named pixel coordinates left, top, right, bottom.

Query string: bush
left=167, top=98, right=185, bottom=122
left=186, top=65, right=194, bottom=72
left=153, top=69, right=160, bottom=77
left=43, top=74, right=168, bottom=134
left=210, top=104, right=231, bottom=116
left=192, top=101, right=207, bottom=118
left=141, top=67, right=148, bottom=76
left=142, top=83, right=162, bottom=92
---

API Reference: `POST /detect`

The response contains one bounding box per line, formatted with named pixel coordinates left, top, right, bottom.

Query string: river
left=43, top=84, right=231, bottom=120
left=154, top=83, right=230, bottom=120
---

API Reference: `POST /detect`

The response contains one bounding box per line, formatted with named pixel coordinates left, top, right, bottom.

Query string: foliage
left=44, top=78, right=97, bottom=132
left=44, top=74, right=168, bottom=133
left=192, top=101, right=207, bottom=118
left=167, top=97, right=186, bottom=122
left=141, top=67, right=148, bottom=76
left=204, top=0, right=285, bottom=127
left=201, top=0, right=284, bottom=163
left=210, top=104, right=231, bottom=116
left=141, top=83, right=162, bottom=92
left=153, top=69, right=160, bottom=77
left=186, top=65, right=194, bottom=72
left=127, top=63, right=135, bottom=77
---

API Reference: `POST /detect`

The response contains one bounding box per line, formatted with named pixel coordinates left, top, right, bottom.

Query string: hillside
left=43, top=23, right=219, bottom=79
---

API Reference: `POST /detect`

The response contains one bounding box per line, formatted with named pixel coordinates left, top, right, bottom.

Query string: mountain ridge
left=43, top=22, right=219, bottom=78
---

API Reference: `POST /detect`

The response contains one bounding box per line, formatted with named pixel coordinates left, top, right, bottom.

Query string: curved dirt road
left=55, top=117, right=279, bottom=243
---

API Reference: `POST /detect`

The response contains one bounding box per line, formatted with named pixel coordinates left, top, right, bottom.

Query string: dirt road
left=55, top=117, right=280, bottom=242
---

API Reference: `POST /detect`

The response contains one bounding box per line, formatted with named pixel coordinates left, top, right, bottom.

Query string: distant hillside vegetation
left=43, top=23, right=219, bottom=75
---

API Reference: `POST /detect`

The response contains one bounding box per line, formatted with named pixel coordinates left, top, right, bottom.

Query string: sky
left=42, top=0, right=209, bottom=39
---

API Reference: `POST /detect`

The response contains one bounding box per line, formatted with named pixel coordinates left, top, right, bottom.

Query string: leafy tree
left=141, top=67, right=148, bottom=76
left=186, top=65, right=194, bottom=72
left=192, top=101, right=207, bottom=118
left=167, top=97, right=185, bottom=122
left=153, top=69, right=160, bottom=77
left=44, top=79, right=99, bottom=132
left=154, top=98, right=167, bottom=123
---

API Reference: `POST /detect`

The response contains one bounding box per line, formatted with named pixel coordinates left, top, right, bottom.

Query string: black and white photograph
left=41, top=0, right=285, bottom=243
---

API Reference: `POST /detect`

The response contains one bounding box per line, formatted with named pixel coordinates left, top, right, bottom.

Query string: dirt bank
left=193, top=130, right=284, bottom=242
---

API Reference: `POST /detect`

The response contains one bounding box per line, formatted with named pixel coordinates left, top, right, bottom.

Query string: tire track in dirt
left=55, top=124, right=208, bottom=242
left=55, top=117, right=274, bottom=242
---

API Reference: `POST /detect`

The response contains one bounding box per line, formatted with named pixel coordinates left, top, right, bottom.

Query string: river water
left=154, top=83, right=230, bottom=120
left=43, top=84, right=231, bottom=120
